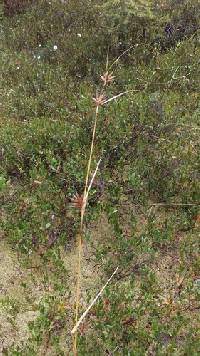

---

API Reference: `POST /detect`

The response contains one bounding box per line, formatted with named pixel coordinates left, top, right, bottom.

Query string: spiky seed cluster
left=71, top=193, right=84, bottom=209
left=93, top=93, right=106, bottom=106
left=100, top=71, right=115, bottom=86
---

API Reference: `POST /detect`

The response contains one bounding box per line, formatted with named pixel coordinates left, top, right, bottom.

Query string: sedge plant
left=71, top=53, right=130, bottom=355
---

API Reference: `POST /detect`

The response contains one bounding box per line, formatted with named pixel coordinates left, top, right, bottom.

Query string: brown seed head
left=100, top=71, right=115, bottom=86
left=71, top=193, right=84, bottom=209
left=93, top=93, right=106, bottom=106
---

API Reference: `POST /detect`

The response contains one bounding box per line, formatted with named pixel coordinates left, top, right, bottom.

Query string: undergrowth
left=0, top=1, right=200, bottom=354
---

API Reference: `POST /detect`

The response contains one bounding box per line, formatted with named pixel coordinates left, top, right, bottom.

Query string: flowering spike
left=100, top=71, right=115, bottom=86
left=71, top=193, right=84, bottom=210
left=92, top=93, right=106, bottom=106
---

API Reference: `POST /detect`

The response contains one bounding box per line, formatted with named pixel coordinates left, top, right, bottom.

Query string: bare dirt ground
left=0, top=230, right=104, bottom=354
left=0, top=239, right=41, bottom=353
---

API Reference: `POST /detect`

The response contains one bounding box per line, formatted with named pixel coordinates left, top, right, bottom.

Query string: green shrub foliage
left=0, top=0, right=200, bottom=354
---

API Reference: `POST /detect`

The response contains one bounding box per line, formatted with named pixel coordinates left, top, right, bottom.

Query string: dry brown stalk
left=71, top=266, right=119, bottom=335
left=72, top=51, right=130, bottom=354
left=73, top=103, right=101, bottom=356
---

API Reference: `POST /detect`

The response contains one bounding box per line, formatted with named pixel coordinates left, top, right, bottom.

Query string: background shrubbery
left=0, top=0, right=200, bottom=354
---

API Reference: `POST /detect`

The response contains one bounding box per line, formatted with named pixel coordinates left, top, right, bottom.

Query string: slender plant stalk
left=71, top=267, right=119, bottom=335
left=73, top=105, right=100, bottom=355
left=73, top=49, right=131, bottom=354
left=81, top=105, right=99, bottom=224
left=108, top=46, right=133, bottom=71
left=150, top=203, right=200, bottom=207
left=85, top=158, right=102, bottom=203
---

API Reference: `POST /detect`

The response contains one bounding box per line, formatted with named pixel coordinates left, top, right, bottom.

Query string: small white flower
left=39, top=44, right=41, bottom=47
left=77, top=33, right=82, bottom=37
left=37, top=55, right=41, bottom=59
left=16, top=66, right=20, bottom=70
left=53, top=45, right=58, bottom=51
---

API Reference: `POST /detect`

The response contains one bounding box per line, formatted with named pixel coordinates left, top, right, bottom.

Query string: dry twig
left=71, top=267, right=119, bottom=335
